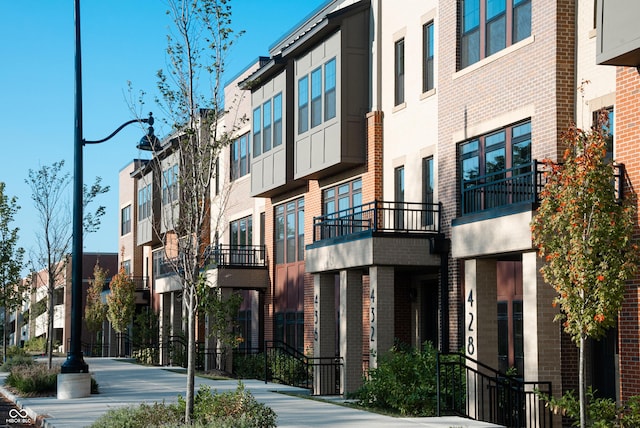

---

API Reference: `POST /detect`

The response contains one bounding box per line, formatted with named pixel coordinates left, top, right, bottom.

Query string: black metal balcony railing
left=461, top=161, right=545, bottom=215
left=461, top=160, right=625, bottom=216
left=313, top=200, right=441, bottom=242
left=204, top=244, right=266, bottom=267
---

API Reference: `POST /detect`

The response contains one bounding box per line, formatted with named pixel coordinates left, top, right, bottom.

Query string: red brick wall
left=615, top=66, right=640, bottom=401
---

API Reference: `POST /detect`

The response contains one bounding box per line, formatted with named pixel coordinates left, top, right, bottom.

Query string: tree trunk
left=47, top=288, right=54, bottom=370
left=3, top=314, right=7, bottom=363
left=579, top=333, right=586, bottom=428
left=185, top=289, right=196, bottom=424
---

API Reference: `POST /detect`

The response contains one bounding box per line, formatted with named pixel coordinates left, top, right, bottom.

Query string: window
left=253, top=107, right=261, bottom=157
left=162, top=164, right=179, bottom=205
left=395, top=166, right=405, bottom=228
left=324, top=59, right=336, bottom=120
left=298, top=76, right=309, bottom=134
left=423, top=22, right=435, bottom=92
left=263, top=99, right=272, bottom=152
left=423, top=157, right=434, bottom=226
left=459, top=120, right=532, bottom=213
left=230, top=216, right=252, bottom=246
left=121, top=205, right=131, bottom=235
left=231, top=133, right=250, bottom=180
left=323, top=178, right=362, bottom=215
left=323, top=179, right=362, bottom=238
left=137, top=184, right=152, bottom=221
left=122, top=259, right=131, bottom=275
left=311, top=67, right=322, bottom=127
left=275, top=198, right=304, bottom=264
left=253, top=93, right=283, bottom=157
left=237, top=309, right=252, bottom=350
left=594, top=107, right=614, bottom=160
left=395, top=39, right=405, bottom=105
left=460, top=0, right=531, bottom=69
left=298, top=57, right=337, bottom=134
left=273, top=93, right=283, bottom=147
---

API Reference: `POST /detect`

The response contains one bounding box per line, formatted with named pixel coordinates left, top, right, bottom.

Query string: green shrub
left=351, top=341, right=440, bottom=416
left=91, top=383, right=276, bottom=428
left=540, top=388, right=640, bottom=427
left=6, top=346, right=29, bottom=359
left=132, top=347, right=159, bottom=365
left=177, top=383, right=277, bottom=428
left=6, top=362, right=58, bottom=395
left=90, top=402, right=182, bottom=428
left=233, top=353, right=264, bottom=379
left=23, top=336, right=47, bottom=353
left=0, top=354, right=34, bottom=372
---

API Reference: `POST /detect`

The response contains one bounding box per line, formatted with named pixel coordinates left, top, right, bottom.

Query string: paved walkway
left=0, top=358, right=502, bottom=428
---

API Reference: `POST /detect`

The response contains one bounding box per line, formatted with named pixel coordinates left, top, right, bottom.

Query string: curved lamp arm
left=83, top=112, right=155, bottom=145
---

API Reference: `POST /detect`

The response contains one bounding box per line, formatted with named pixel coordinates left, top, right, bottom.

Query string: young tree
left=26, top=160, right=109, bottom=368
left=0, top=182, right=26, bottom=362
left=85, top=262, right=108, bottom=343
left=106, top=267, right=136, bottom=357
left=141, top=0, right=242, bottom=421
left=531, top=118, right=638, bottom=428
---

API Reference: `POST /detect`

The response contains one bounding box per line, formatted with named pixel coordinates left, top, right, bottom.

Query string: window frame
left=423, top=21, right=435, bottom=93
left=138, top=183, right=152, bottom=221
left=275, top=198, right=304, bottom=265
left=297, top=57, right=337, bottom=134
left=121, top=204, right=131, bottom=236
left=231, top=133, right=251, bottom=180
left=460, top=0, right=531, bottom=69
left=394, top=38, right=405, bottom=106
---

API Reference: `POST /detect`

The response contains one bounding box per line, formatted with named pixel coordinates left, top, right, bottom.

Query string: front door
left=497, top=260, right=524, bottom=377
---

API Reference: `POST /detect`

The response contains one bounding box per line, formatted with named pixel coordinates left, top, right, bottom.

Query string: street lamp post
left=62, top=0, right=159, bottom=381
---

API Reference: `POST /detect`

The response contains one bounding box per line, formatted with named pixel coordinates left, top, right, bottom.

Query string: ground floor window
left=274, top=311, right=304, bottom=352
left=236, top=310, right=252, bottom=350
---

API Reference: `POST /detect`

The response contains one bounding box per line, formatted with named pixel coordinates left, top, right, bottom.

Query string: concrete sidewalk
left=0, top=358, right=502, bottom=428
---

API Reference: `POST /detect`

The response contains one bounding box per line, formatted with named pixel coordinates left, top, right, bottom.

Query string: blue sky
left=0, top=0, right=326, bottom=267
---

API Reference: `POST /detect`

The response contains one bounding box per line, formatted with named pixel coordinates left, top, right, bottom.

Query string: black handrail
left=437, top=352, right=553, bottom=428
left=264, top=340, right=343, bottom=395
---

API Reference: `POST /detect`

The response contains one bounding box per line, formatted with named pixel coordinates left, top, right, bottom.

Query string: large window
left=459, top=120, right=532, bottom=212
left=298, top=57, right=337, bottom=134
left=253, top=93, right=283, bottom=158
left=423, top=22, right=435, bottom=92
left=394, top=39, right=405, bottom=105
left=275, top=198, right=304, bottom=264
left=162, top=164, right=179, bottom=205
left=460, top=0, right=531, bottom=69
left=137, top=184, right=152, bottom=221
left=323, top=178, right=362, bottom=216
left=121, top=205, right=131, bottom=235
left=230, top=215, right=252, bottom=246
left=231, top=133, right=250, bottom=180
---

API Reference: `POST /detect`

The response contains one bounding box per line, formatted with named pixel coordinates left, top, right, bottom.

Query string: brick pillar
left=314, top=274, right=336, bottom=395
left=340, top=270, right=363, bottom=394
left=369, top=266, right=394, bottom=369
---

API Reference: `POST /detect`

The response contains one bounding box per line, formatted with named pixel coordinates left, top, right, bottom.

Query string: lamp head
left=137, top=112, right=160, bottom=151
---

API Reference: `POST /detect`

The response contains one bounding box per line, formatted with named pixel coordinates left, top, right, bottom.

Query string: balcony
left=204, top=244, right=266, bottom=268
left=461, top=161, right=545, bottom=216
left=452, top=160, right=625, bottom=258
left=306, top=201, right=443, bottom=274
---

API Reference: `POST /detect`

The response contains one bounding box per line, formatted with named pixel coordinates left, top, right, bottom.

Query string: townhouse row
left=112, top=0, right=640, bottom=425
